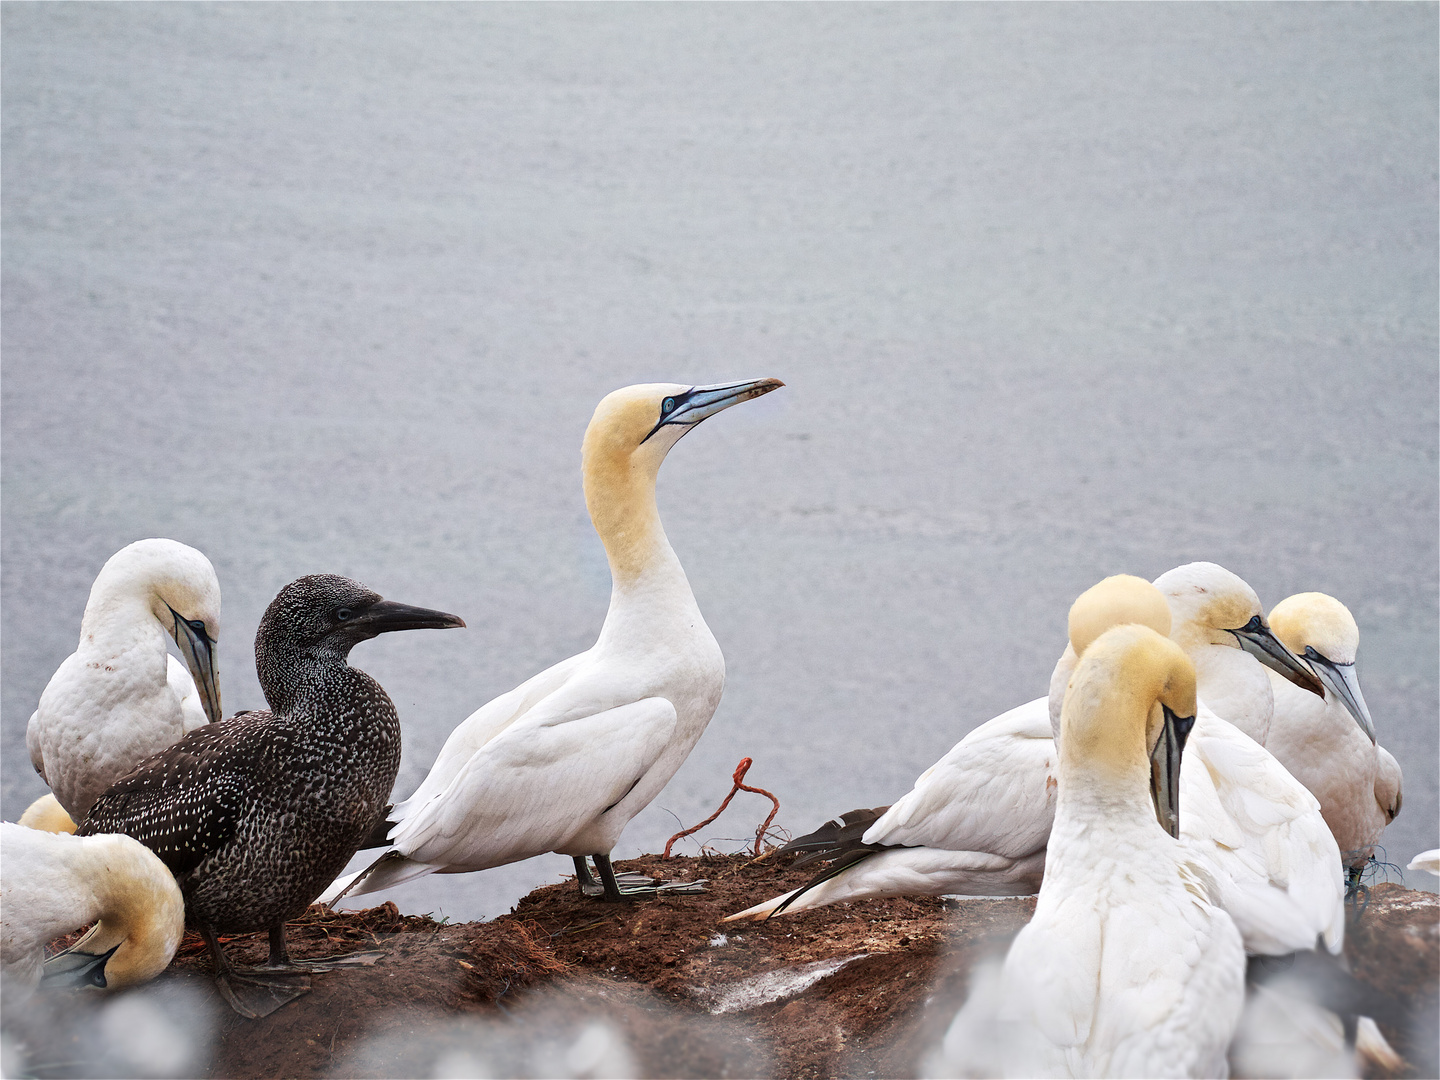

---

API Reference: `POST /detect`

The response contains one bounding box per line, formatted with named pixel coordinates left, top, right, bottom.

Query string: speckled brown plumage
left=79, top=575, right=463, bottom=938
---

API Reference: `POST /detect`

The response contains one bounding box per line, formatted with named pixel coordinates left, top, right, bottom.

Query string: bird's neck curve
left=582, top=434, right=697, bottom=620
left=75, top=838, right=184, bottom=990
left=77, top=589, right=171, bottom=669
left=256, top=641, right=350, bottom=716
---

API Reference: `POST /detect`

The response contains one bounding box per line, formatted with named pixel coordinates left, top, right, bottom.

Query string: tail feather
left=772, top=844, right=886, bottom=916
left=357, top=807, right=398, bottom=851
left=722, top=887, right=803, bottom=922
left=780, top=806, right=890, bottom=867
left=318, top=849, right=442, bottom=907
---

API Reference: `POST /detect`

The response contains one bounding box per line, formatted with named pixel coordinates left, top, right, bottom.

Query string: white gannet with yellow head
left=1152, top=562, right=1327, bottom=743
left=0, top=822, right=185, bottom=1001
left=326, top=379, right=783, bottom=904
left=25, top=538, right=222, bottom=821
left=1262, top=592, right=1401, bottom=881
left=941, top=624, right=1244, bottom=1079
left=728, top=573, right=1344, bottom=960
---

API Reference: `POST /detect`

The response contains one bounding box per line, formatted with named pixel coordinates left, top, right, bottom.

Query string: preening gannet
left=327, top=379, right=783, bottom=905
left=26, top=538, right=223, bottom=821
left=728, top=573, right=1344, bottom=959
left=1261, top=593, right=1401, bottom=879
left=0, top=822, right=184, bottom=1001
left=78, top=575, right=464, bottom=1018
left=939, top=625, right=1244, bottom=1079
left=17, top=793, right=77, bottom=834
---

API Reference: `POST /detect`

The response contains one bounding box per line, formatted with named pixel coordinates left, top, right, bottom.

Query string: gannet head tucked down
left=1153, top=561, right=1320, bottom=740
left=1060, top=624, right=1198, bottom=839
left=937, top=625, right=1243, bottom=1078
left=327, top=378, right=784, bottom=908
left=1268, top=592, right=1375, bottom=743
left=0, top=822, right=184, bottom=1001
left=26, top=538, right=223, bottom=821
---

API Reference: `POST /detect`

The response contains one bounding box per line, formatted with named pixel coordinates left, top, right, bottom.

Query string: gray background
left=4, top=2, right=1435, bottom=921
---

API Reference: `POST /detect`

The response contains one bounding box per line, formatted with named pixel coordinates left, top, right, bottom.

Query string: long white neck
left=582, top=435, right=704, bottom=652
left=79, top=578, right=168, bottom=655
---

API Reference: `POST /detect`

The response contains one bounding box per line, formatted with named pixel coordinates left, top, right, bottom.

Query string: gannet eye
left=335, top=608, right=354, bottom=622
left=661, top=397, right=676, bottom=415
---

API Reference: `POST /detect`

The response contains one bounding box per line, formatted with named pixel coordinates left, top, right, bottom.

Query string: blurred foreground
left=4, top=854, right=1435, bottom=1079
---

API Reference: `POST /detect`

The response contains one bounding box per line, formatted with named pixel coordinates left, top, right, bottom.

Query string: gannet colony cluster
left=0, top=378, right=1427, bottom=1076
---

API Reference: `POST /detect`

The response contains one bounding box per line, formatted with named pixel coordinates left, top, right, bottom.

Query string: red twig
left=664, top=757, right=781, bottom=858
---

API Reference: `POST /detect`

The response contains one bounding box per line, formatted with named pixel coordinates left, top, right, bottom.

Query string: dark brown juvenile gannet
left=78, top=574, right=464, bottom=1017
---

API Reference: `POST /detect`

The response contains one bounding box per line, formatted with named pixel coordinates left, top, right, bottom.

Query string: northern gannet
left=937, top=625, right=1244, bottom=1078
left=26, top=538, right=223, bottom=821
left=1261, top=593, right=1402, bottom=882
left=0, top=821, right=185, bottom=1001
left=326, top=379, right=783, bottom=905
left=78, top=575, right=464, bottom=1018
left=728, top=574, right=1344, bottom=959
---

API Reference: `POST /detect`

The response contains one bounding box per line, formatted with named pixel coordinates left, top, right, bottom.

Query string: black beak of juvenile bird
left=357, top=600, right=467, bottom=635
left=1227, top=615, right=1325, bottom=698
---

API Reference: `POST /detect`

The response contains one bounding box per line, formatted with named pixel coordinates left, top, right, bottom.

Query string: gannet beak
left=1227, top=616, right=1325, bottom=697
left=40, top=942, right=119, bottom=990
left=1149, top=705, right=1195, bottom=839
left=641, top=378, right=784, bottom=444
left=1303, top=649, right=1377, bottom=743
left=356, top=600, right=467, bottom=635
left=168, top=604, right=222, bottom=725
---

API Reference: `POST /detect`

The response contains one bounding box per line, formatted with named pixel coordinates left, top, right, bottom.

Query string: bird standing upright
left=27, top=538, right=223, bottom=821
left=78, top=574, right=464, bottom=1017
left=327, top=379, right=783, bottom=905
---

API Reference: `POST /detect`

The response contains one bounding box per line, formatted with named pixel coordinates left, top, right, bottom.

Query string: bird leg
left=1344, top=864, right=1369, bottom=910
left=574, top=854, right=706, bottom=900
left=573, top=856, right=606, bottom=898
left=259, top=924, right=385, bottom=974
left=199, top=923, right=311, bottom=1020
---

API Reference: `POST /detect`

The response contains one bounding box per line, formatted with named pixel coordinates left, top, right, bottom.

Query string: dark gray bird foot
left=572, top=855, right=705, bottom=900
left=262, top=949, right=387, bottom=973
left=214, top=967, right=312, bottom=1019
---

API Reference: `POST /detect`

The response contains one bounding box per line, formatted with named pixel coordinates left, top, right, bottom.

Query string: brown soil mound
left=7, top=857, right=1436, bottom=1079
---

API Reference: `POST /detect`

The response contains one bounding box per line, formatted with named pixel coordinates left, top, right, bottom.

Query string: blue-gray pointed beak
left=1228, top=616, right=1325, bottom=698
left=168, top=605, right=222, bottom=725
left=641, top=378, right=784, bottom=444
left=41, top=943, right=118, bottom=989
left=1304, top=649, right=1377, bottom=744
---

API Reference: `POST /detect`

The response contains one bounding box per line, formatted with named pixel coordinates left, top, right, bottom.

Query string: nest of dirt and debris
left=7, top=856, right=1437, bottom=1079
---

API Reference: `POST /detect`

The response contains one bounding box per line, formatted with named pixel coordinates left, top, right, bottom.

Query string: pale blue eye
left=662, top=397, right=676, bottom=415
